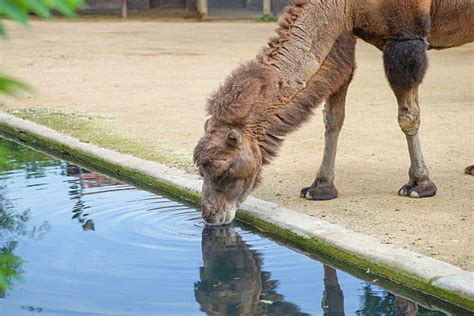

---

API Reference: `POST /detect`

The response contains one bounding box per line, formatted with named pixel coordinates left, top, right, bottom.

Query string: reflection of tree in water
left=0, top=191, right=51, bottom=242
left=0, top=197, right=27, bottom=297
left=0, top=241, right=22, bottom=298
left=0, top=185, right=51, bottom=296
left=0, top=139, right=62, bottom=179
left=195, top=225, right=309, bottom=316
left=0, top=139, right=59, bottom=296
left=357, top=283, right=445, bottom=316
left=357, top=284, right=395, bottom=315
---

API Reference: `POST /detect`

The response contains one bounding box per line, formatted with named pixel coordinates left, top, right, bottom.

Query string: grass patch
left=3, top=107, right=196, bottom=173
left=257, top=14, right=278, bottom=22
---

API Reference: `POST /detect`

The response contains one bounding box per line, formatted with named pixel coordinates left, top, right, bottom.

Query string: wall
left=84, top=0, right=197, bottom=12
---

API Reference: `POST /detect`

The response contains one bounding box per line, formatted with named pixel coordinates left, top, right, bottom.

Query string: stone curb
left=0, top=112, right=472, bottom=312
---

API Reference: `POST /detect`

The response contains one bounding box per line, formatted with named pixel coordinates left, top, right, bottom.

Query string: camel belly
left=353, top=0, right=474, bottom=50
left=428, top=0, right=474, bottom=49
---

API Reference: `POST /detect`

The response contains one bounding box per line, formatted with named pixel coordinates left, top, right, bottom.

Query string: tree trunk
left=121, top=0, right=128, bottom=18
left=196, top=0, right=208, bottom=18
left=263, top=0, right=271, bottom=16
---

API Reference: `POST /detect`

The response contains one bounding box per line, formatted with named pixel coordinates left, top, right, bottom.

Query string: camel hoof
left=300, top=182, right=337, bottom=201
left=464, top=165, right=474, bottom=176
left=398, top=179, right=437, bottom=198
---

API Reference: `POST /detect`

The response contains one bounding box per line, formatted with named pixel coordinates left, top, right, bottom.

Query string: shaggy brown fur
left=194, top=0, right=474, bottom=225
left=205, top=33, right=355, bottom=166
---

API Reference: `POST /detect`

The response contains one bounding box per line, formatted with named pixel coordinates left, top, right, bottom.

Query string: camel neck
left=259, top=0, right=351, bottom=91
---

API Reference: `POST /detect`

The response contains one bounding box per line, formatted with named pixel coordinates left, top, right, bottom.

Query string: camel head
left=194, top=118, right=262, bottom=225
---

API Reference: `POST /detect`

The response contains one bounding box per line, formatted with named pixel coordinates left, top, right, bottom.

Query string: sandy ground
left=1, top=20, right=472, bottom=270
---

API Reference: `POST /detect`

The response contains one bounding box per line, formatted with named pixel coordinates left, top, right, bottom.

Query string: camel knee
left=323, top=82, right=349, bottom=135
left=323, top=108, right=344, bottom=134
left=398, top=110, right=419, bottom=136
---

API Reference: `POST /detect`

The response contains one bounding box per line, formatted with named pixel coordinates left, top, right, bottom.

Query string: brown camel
left=194, top=0, right=474, bottom=225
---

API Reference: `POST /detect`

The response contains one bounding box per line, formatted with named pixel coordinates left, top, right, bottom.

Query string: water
left=0, top=137, right=467, bottom=315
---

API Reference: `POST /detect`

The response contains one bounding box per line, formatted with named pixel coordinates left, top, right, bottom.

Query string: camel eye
left=198, top=166, right=204, bottom=177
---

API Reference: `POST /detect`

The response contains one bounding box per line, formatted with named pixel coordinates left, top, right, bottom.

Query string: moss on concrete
left=4, top=107, right=196, bottom=173
left=0, top=118, right=200, bottom=206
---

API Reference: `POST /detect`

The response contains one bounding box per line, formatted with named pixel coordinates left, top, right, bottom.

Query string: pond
left=0, top=137, right=467, bottom=315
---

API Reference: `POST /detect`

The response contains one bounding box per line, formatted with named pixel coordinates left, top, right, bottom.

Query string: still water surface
left=0, top=138, right=460, bottom=315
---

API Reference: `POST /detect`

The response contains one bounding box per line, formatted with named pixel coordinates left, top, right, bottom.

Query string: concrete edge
left=0, top=112, right=472, bottom=312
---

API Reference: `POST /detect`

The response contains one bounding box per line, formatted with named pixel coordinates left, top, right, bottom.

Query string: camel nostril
left=202, top=213, right=213, bottom=223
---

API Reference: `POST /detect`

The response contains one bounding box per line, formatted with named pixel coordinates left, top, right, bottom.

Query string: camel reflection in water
left=195, top=226, right=420, bottom=316
left=321, top=265, right=345, bottom=316
left=195, top=225, right=309, bottom=316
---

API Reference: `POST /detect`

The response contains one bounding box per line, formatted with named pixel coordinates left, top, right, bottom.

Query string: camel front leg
left=396, top=88, right=437, bottom=197
left=301, top=82, right=349, bottom=200
left=321, top=265, right=344, bottom=314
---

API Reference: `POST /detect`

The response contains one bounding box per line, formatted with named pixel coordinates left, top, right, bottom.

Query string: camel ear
left=204, top=117, right=212, bottom=132
left=226, top=129, right=242, bottom=147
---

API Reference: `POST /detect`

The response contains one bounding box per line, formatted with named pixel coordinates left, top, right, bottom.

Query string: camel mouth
left=203, top=220, right=230, bottom=227
left=202, top=204, right=238, bottom=226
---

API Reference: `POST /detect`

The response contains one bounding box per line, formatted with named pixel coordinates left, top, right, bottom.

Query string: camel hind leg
left=384, top=39, right=437, bottom=198
left=465, top=165, right=474, bottom=176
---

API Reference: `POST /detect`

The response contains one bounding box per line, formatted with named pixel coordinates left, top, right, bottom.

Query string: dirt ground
left=1, top=20, right=472, bottom=270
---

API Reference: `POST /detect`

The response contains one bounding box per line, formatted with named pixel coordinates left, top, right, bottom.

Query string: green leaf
left=44, top=0, right=79, bottom=17
left=9, top=0, right=29, bottom=12
left=0, top=252, right=22, bottom=294
left=0, top=274, right=7, bottom=293
left=66, top=0, right=86, bottom=9
left=0, top=0, right=84, bottom=37
left=25, top=0, right=50, bottom=18
left=0, top=0, right=29, bottom=24
left=0, top=75, right=31, bottom=96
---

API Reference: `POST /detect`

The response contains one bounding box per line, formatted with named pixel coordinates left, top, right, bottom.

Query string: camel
left=193, top=0, right=474, bottom=225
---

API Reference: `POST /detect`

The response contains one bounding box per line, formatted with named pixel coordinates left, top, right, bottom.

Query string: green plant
left=0, top=75, right=30, bottom=95
left=257, top=14, right=277, bottom=22
left=0, top=251, right=22, bottom=295
left=0, top=0, right=85, bottom=95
